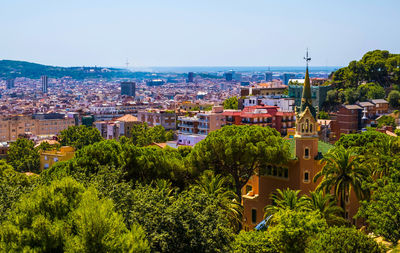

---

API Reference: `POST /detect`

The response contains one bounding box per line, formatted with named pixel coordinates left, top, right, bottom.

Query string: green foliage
left=377, top=115, right=396, bottom=129
left=223, top=96, right=239, bottom=110
left=6, top=138, right=40, bottom=172
left=305, top=191, right=347, bottom=226
left=58, top=125, right=103, bottom=150
left=232, top=231, right=275, bottom=253
left=267, top=209, right=327, bottom=253
left=190, top=125, right=290, bottom=202
left=315, top=146, right=371, bottom=211
left=130, top=123, right=173, bottom=146
left=335, top=130, right=391, bottom=155
left=317, top=110, right=330, bottom=119
left=65, top=189, right=150, bottom=253
left=196, top=171, right=242, bottom=231
left=0, top=160, right=37, bottom=222
left=388, top=90, right=400, bottom=108
left=359, top=182, right=400, bottom=245
left=0, top=177, right=150, bottom=252
left=128, top=185, right=234, bottom=253
left=357, top=82, right=385, bottom=101
left=0, top=59, right=150, bottom=79
left=332, top=50, right=400, bottom=88
left=264, top=188, right=308, bottom=218
left=306, top=226, right=383, bottom=253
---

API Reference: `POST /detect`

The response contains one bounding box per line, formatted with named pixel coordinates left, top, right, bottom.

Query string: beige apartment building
left=0, top=114, right=75, bottom=142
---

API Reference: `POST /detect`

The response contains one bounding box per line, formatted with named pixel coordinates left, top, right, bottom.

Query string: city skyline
left=1, top=0, right=400, bottom=67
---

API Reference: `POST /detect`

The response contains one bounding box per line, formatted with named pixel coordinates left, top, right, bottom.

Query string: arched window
left=304, top=148, right=309, bottom=158
left=301, top=124, right=304, bottom=133
left=304, top=171, right=310, bottom=183
left=310, top=124, right=313, bottom=132
left=305, top=119, right=309, bottom=133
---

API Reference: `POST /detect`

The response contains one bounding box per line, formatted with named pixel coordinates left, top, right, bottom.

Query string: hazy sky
left=1, top=0, right=399, bottom=67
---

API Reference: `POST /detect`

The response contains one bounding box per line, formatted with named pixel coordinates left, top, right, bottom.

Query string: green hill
left=0, top=60, right=146, bottom=79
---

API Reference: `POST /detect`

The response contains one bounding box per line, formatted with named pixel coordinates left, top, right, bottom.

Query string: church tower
left=295, top=50, right=319, bottom=193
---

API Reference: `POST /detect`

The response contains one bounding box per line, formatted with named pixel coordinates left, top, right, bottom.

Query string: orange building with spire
left=241, top=57, right=341, bottom=230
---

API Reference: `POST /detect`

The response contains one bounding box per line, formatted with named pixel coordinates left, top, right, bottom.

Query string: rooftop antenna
left=304, top=48, right=311, bottom=67
left=125, top=58, right=129, bottom=69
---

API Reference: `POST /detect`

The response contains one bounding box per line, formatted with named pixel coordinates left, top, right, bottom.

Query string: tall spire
left=299, top=49, right=316, bottom=119
left=302, top=66, right=312, bottom=104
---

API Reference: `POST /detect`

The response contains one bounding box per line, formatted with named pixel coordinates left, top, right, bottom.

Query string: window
left=304, top=148, right=309, bottom=158
left=44, top=163, right=49, bottom=169
left=54, top=157, right=59, bottom=162
left=44, top=156, right=48, bottom=161
left=284, top=168, right=289, bottom=178
left=277, top=167, right=283, bottom=177
left=304, top=171, right=309, bottom=182
left=251, top=209, right=257, bottom=224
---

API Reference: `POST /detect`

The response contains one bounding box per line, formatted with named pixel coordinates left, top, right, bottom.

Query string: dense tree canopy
left=0, top=161, right=37, bottom=222
left=130, top=123, right=174, bottom=147
left=332, top=50, right=400, bottom=88
left=388, top=90, right=400, bottom=108
left=127, top=184, right=234, bottom=253
left=267, top=210, right=327, bottom=253
left=223, top=96, right=239, bottom=110
left=58, top=125, right=103, bottom=150
left=189, top=125, right=290, bottom=201
left=359, top=182, right=400, bottom=245
left=0, top=177, right=150, bottom=252
left=232, top=231, right=275, bottom=253
left=6, top=138, right=40, bottom=173
left=306, top=226, right=383, bottom=253
left=377, top=115, right=396, bottom=129
left=315, top=146, right=371, bottom=212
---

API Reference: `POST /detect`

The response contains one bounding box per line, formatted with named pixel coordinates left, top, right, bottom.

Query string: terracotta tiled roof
left=115, top=114, right=138, bottom=122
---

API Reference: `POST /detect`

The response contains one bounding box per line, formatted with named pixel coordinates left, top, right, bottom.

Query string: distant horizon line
left=0, top=59, right=342, bottom=69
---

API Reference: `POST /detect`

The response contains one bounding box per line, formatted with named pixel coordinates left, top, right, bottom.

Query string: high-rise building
left=41, top=75, right=48, bottom=93
left=225, top=71, right=233, bottom=81
left=265, top=72, right=273, bottom=82
left=282, top=73, right=295, bottom=85
left=121, top=81, right=136, bottom=97
left=188, top=72, right=194, bottom=83
left=6, top=79, right=15, bottom=89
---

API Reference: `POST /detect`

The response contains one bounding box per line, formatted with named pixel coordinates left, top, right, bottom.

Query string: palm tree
left=196, top=170, right=242, bottom=231
left=371, top=137, right=400, bottom=179
left=263, top=188, right=308, bottom=219
left=314, top=146, right=371, bottom=213
left=305, top=190, right=347, bottom=226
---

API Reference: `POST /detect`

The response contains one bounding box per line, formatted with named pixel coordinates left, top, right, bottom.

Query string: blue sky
left=0, top=0, right=399, bottom=67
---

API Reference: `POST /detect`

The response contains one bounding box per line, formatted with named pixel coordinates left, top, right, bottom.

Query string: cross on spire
left=304, top=48, right=311, bottom=67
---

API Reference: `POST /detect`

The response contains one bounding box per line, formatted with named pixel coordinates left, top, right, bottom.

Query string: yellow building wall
left=40, top=146, right=75, bottom=170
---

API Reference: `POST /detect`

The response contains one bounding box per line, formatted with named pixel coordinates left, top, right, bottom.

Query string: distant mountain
left=0, top=60, right=147, bottom=79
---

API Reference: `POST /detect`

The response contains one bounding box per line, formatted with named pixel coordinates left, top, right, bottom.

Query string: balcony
left=198, top=117, right=209, bottom=123
left=198, top=124, right=210, bottom=130
left=178, top=123, right=194, bottom=128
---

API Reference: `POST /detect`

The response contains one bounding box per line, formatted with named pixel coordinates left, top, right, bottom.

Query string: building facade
left=137, top=109, right=177, bottom=130
left=0, top=114, right=75, bottom=142
left=40, top=146, right=75, bottom=170
left=41, top=75, right=48, bottom=93
left=121, top=81, right=136, bottom=97
left=223, top=105, right=296, bottom=136
left=241, top=66, right=363, bottom=230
